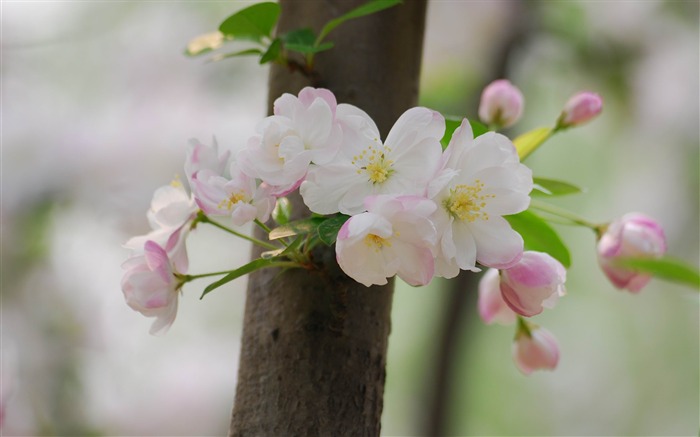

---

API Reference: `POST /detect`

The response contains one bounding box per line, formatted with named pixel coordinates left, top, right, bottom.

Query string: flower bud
left=513, top=323, right=559, bottom=375
left=499, top=251, right=566, bottom=317
left=597, top=213, right=667, bottom=293
left=478, top=79, right=524, bottom=128
left=557, top=91, right=602, bottom=128
left=478, top=269, right=516, bottom=325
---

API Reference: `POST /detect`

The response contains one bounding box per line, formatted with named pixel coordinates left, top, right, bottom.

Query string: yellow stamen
left=352, top=143, right=394, bottom=184
left=364, top=234, right=391, bottom=253
left=218, top=191, right=248, bottom=210
left=170, top=175, right=183, bottom=188
left=444, top=180, right=495, bottom=222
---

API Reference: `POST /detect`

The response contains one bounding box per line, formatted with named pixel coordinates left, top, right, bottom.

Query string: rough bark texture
left=229, top=1, right=428, bottom=436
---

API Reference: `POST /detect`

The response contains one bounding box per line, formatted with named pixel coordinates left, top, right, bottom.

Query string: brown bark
left=229, top=1, right=428, bottom=435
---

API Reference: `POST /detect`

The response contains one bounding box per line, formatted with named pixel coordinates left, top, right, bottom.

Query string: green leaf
left=271, top=196, right=291, bottom=225
left=219, top=2, right=281, bottom=42
left=441, top=117, right=489, bottom=148
left=513, top=127, right=552, bottom=161
left=281, top=28, right=334, bottom=54
left=207, top=48, right=263, bottom=63
left=614, top=257, right=700, bottom=289
left=317, top=214, right=351, bottom=246
left=532, top=177, right=584, bottom=197
left=505, top=210, right=572, bottom=268
left=317, top=0, right=402, bottom=44
left=286, top=41, right=334, bottom=54
left=268, top=217, right=325, bottom=240
left=282, top=28, right=314, bottom=46
left=200, top=258, right=276, bottom=298
left=260, top=38, right=282, bottom=64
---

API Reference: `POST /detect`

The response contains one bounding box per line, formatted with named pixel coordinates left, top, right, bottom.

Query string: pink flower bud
left=478, top=79, right=524, bottom=128
left=558, top=91, right=602, bottom=128
left=512, top=325, right=560, bottom=375
left=597, top=213, right=667, bottom=293
left=478, top=269, right=516, bottom=325
left=499, top=251, right=566, bottom=317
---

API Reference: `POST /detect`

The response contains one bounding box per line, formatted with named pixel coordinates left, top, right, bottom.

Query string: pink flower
left=335, top=195, right=437, bottom=287
left=124, top=181, right=197, bottom=273
left=597, top=213, right=667, bottom=292
left=478, top=269, right=516, bottom=325
left=191, top=160, right=275, bottom=226
left=237, top=87, right=342, bottom=192
left=478, top=79, right=524, bottom=128
left=499, top=251, right=566, bottom=317
left=121, top=241, right=181, bottom=335
left=557, top=91, right=603, bottom=128
left=512, top=325, right=560, bottom=375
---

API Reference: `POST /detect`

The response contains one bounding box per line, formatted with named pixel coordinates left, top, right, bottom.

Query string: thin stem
left=254, top=219, right=273, bottom=234
left=529, top=199, right=601, bottom=230
left=179, top=271, right=234, bottom=282
left=516, top=316, right=533, bottom=338
left=198, top=213, right=279, bottom=250
left=255, top=219, right=289, bottom=248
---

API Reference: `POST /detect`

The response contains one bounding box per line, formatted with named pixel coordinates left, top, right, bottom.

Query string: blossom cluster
left=245, top=87, right=531, bottom=287
left=121, top=83, right=670, bottom=376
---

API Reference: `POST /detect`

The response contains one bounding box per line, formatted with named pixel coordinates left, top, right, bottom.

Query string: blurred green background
left=2, top=1, right=698, bottom=435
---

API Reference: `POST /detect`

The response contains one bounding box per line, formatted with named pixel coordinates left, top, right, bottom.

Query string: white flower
left=429, top=119, right=532, bottom=277
left=335, top=195, right=437, bottom=287
left=191, top=161, right=275, bottom=226
left=124, top=180, right=197, bottom=273
left=237, top=87, right=341, bottom=192
left=121, top=241, right=181, bottom=335
left=300, top=107, right=445, bottom=215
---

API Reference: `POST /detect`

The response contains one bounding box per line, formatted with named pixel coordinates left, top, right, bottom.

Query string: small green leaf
left=219, top=2, right=281, bottom=42
left=260, top=38, right=283, bottom=64
left=286, top=41, right=334, bottom=54
left=268, top=217, right=325, bottom=240
left=207, top=48, right=263, bottom=63
left=200, top=258, right=276, bottom=298
left=505, top=210, right=571, bottom=268
left=282, top=28, right=315, bottom=46
left=317, top=214, right=351, bottom=246
left=614, top=257, right=700, bottom=289
left=513, top=127, right=552, bottom=161
left=271, top=197, right=291, bottom=225
left=532, top=177, right=584, bottom=197
left=470, top=119, right=489, bottom=138
left=282, top=28, right=334, bottom=54
left=317, top=0, right=402, bottom=44
left=441, top=117, right=488, bottom=148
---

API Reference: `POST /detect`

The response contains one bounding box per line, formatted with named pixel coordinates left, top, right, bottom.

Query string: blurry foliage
left=2, top=198, right=56, bottom=297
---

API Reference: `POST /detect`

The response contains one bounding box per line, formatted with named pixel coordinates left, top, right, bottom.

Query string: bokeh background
left=2, top=1, right=698, bottom=435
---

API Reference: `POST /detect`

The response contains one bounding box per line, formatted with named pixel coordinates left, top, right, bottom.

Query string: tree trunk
left=229, top=1, right=428, bottom=435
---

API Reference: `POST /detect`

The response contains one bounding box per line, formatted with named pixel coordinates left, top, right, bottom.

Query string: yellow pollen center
left=218, top=191, right=248, bottom=210
left=351, top=142, right=394, bottom=184
left=170, top=175, right=183, bottom=188
left=364, top=234, right=391, bottom=252
left=444, top=180, right=495, bottom=222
